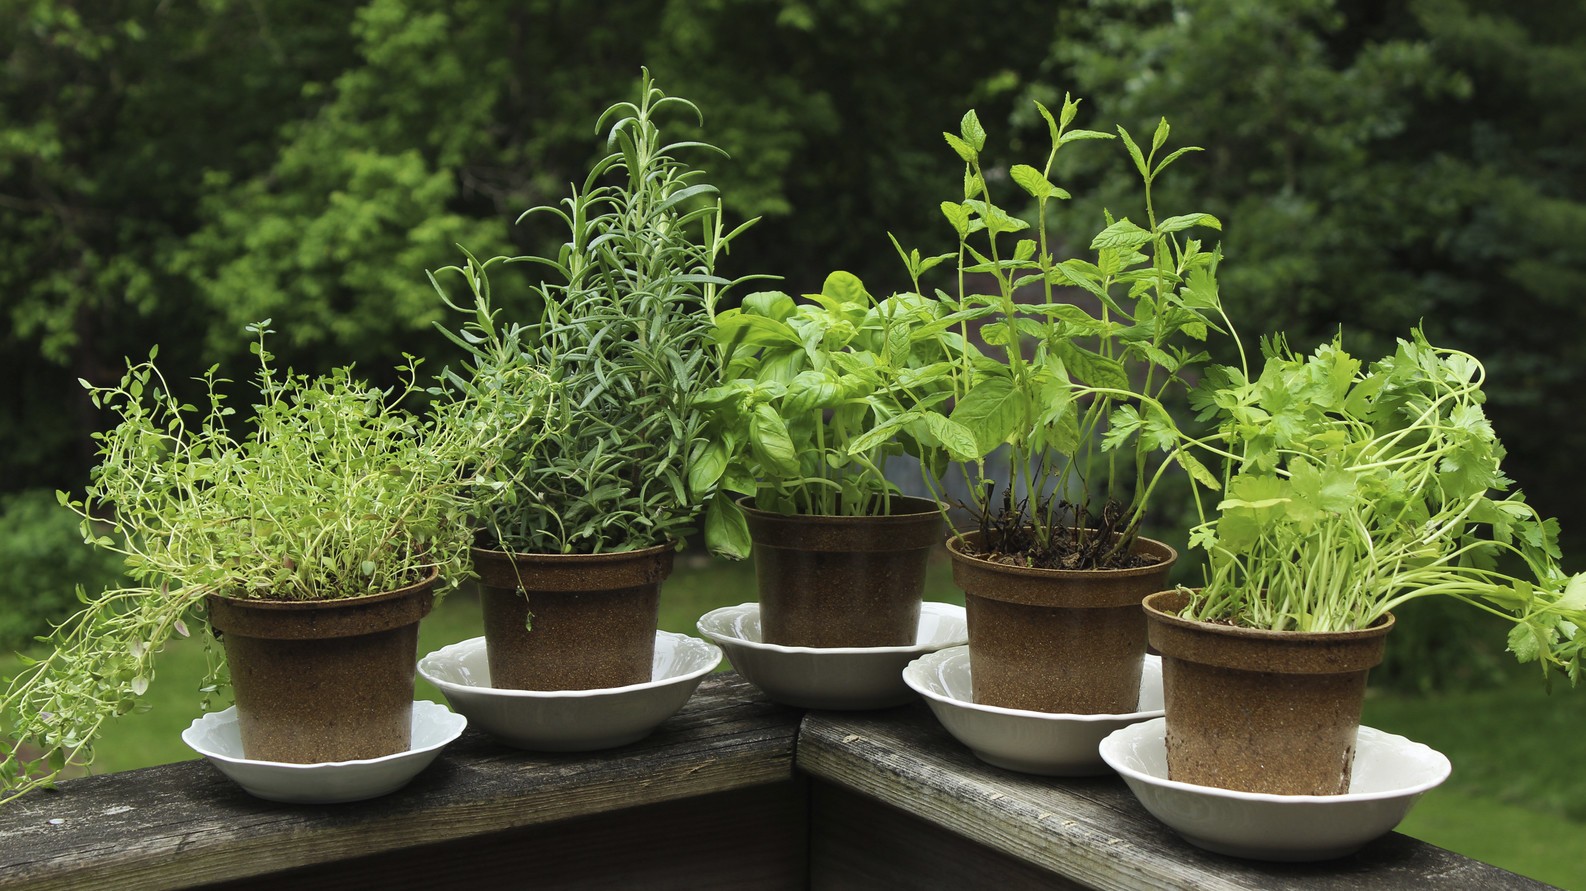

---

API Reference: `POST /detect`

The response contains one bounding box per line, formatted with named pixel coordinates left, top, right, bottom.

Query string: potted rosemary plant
left=434, top=72, right=757, bottom=690
left=0, top=324, right=490, bottom=801
left=906, top=96, right=1226, bottom=713
left=698, top=271, right=960, bottom=647
left=1144, top=330, right=1586, bottom=795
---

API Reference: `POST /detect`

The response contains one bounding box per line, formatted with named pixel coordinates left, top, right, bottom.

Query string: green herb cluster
left=1182, top=331, right=1584, bottom=679
left=435, top=70, right=758, bottom=555
left=906, top=96, right=1227, bottom=569
left=0, top=323, right=491, bottom=801
left=698, top=270, right=964, bottom=556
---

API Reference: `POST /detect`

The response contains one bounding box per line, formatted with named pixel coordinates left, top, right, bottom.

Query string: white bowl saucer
left=181, top=700, right=467, bottom=804
left=1099, top=717, right=1452, bottom=861
left=904, top=646, right=1164, bottom=776
left=417, top=630, right=721, bottom=751
left=696, top=602, right=968, bottom=710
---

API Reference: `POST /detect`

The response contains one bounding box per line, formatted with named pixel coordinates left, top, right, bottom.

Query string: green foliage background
left=3, top=0, right=1584, bottom=679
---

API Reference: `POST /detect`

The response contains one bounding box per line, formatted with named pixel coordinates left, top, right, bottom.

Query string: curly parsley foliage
left=1184, top=331, right=1584, bottom=682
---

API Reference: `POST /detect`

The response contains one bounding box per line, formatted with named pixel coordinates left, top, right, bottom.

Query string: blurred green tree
left=1, top=0, right=1049, bottom=493
left=4, top=0, right=1582, bottom=587
left=2, top=1, right=361, bottom=485
left=1031, top=0, right=1586, bottom=569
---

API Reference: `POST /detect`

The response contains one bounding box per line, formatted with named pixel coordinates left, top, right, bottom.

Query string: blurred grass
left=1363, top=680, right=1586, bottom=890
left=5, top=555, right=1580, bottom=889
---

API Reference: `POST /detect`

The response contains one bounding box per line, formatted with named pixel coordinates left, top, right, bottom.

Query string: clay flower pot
left=205, top=569, right=437, bottom=764
left=472, top=543, right=673, bottom=691
left=947, top=530, right=1176, bottom=714
left=1143, top=589, right=1395, bottom=795
left=742, top=496, right=943, bottom=648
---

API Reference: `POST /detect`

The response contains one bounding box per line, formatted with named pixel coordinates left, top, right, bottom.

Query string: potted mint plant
left=698, top=271, right=959, bottom=647
left=1144, top=330, right=1586, bottom=795
left=904, top=96, right=1226, bottom=713
left=0, top=323, right=489, bottom=802
left=434, top=71, right=757, bottom=690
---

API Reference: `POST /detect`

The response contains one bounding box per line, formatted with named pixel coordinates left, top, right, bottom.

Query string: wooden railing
left=0, top=673, right=1556, bottom=890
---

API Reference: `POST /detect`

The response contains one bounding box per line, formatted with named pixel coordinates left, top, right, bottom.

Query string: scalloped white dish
left=1100, top=717, right=1451, bottom=861
left=904, top=646, right=1163, bottom=775
left=696, top=602, right=967, bottom=710
left=182, top=700, right=466, bottom=804
left=417, top=630, right=721, bottom=751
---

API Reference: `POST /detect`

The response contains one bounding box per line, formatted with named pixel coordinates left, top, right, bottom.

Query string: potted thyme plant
left=697, top=270, right=962, bottom=647
left=905, top=96, right=1227, bottom=713
left=1144, top=330, right=1586, bottom=795
left=0, top=323, right=491, bottom=802
left=433, top=71, right=757, bottom=691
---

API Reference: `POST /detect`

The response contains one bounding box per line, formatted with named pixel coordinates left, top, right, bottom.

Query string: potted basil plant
left=1145, top=330, right=1586, bottom=795
left=905, top=95, right=1227, bottom=713
left=1, top=324, right=492, bottom=803
left=433, top=71, right=758, bottom=691
left=698, top=271, right=962, bottom=647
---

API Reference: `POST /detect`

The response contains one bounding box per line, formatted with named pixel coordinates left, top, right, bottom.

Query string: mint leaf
left=940, top=201, right=970, bottom=239
left=1116, top=125, right=1148, bottom=179
left=1054, top=341, right=1129, bottom=390
left=1151, top=117, right=1171, bottom=153
left=1090, top=218, right=1153, bottom=251
left=1156, top=213, right=1222, bottom=235
left=943, top=131, right=974, bottom=163
left=1011, top=164, right=1069, bottom=200
left=960, top=109, right=987, bottom=152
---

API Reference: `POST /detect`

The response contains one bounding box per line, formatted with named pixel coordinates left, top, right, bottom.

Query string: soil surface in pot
left=967, top=498, right=1160, bottom=571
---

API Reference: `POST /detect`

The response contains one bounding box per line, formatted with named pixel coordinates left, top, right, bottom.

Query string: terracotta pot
left=742, top=496, right=943, bottom=648
left=206, top=569, right=437, bottom=764
left=947, top=530, right=1176, bottom=714
left=472, top=543, right=672, bottom=691
left=1143, top=589, right=1395, bottom=795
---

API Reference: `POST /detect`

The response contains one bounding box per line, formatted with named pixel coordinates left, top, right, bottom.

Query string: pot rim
left=1142, top=588, right=1396, bottom=641
left=207, top=566, right=440, bottom=611
left=735, top=494, right=943, bottom=521
left=470, top=539, right=676, bottom=564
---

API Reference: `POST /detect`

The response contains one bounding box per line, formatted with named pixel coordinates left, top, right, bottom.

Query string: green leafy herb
left=1182, top=331, right=1585, bottom=683
left=699, top=271, right=962, bottom=556
left=1, top=323, right=492, bottom=802
left=902, top=95, right=1228, bottom=568
left=434, top=70, right=761, bottom=555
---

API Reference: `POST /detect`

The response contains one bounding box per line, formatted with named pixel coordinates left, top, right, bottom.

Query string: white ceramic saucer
left=417, top=630, right=721, bottom=751
left=696, top=602, right=968, bottom=710
left=181, top=700, right=466, bottom=804
left=1099, top=717, right=1452, bottom=861
left=904, top=646, right=1163, bottom=775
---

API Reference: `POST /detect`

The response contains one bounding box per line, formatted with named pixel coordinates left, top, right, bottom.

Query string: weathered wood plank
left=207, top=782, right=809, bottom=891
left=0, top=674, right=801, bottom=891
left=798, top=702, right=1557, bottom=891
left=811, top=782, right=1086, bottom=890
